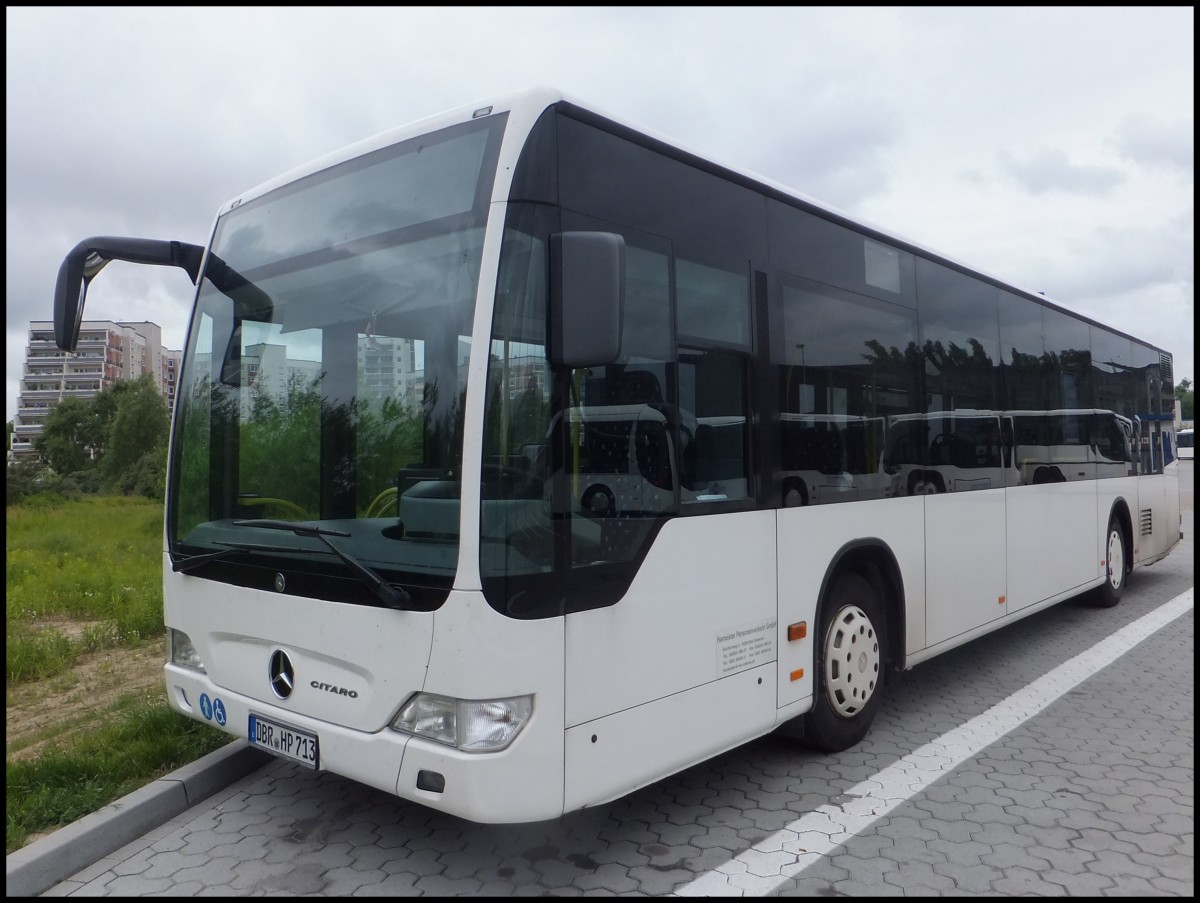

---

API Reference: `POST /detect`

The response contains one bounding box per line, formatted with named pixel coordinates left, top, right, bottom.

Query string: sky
left=6, top=7, right=1194, bottom=426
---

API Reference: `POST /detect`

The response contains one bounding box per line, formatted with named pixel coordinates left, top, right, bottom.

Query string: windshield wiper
left=171, top=540, right=331, bottom=574
left=172, top=547, right=240, bottom=574
left=233, top=519, right=413, bottom=610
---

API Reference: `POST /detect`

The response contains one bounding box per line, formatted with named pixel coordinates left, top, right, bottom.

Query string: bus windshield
left=168, top=114, right=507, bottom=608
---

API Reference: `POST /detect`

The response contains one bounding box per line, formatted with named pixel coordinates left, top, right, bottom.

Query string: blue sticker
left=214, top=698, right=227, bottom=727
left=199, top=693, right=213, bottom=721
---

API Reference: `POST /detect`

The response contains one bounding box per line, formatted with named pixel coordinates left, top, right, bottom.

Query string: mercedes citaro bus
left=52, top=88, right=1181, bottom=822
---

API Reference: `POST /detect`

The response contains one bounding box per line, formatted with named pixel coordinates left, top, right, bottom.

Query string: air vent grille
left=1160, top=352, right=1173, bottom=387
left=1140, top=508, right=1153, bottom=536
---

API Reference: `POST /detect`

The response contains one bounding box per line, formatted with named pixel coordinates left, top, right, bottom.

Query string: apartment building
left=9, top=320, right=182, bottom=465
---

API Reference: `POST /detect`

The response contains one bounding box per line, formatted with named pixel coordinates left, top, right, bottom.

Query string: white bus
left=881, top=410, right=1006, bottom=495
left=1179, top=428, right=1194, bottom=460
left=780, top=413, right=892, bottom=505
left=879, top=408, right=1136, bottom=496
left=52, top=88, right=1182, bottom=823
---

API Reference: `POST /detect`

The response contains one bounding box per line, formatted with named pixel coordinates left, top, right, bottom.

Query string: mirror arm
left=53, top=237, right=205, bottom=351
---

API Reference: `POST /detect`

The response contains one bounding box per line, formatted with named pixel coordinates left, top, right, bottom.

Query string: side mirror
left=549, top=231, right=624, bottom=369
left=53, top=237, right=203, bottom=351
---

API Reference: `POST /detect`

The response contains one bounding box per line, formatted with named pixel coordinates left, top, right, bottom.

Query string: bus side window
left=635, top=419, right=673, bottom=490
left=678, top=347, right=749, bottom=501
left=675, top=254, right=752, bottom=504
left=1092, top=413, right=1128, bottom=463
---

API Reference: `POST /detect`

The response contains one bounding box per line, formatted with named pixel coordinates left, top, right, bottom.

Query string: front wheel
left=1092, top=515, right=1127, bottom=608
left=802, top=571, right=887, bottom=752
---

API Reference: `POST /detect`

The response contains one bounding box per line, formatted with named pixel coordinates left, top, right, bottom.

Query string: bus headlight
left=391, top=693, right=533, bottom=752
left=168, top=628, right=206, bottom=673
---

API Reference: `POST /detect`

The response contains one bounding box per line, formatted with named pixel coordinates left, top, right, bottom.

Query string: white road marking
left=674, top=588, right=1195, bottom=897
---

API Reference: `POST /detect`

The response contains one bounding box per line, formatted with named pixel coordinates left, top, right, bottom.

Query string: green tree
left=238, top=374, right=323, bottom=516
left=85, top=382, right=121, bottom=457
left=1176, top=378, right=1194, bottom=421
left=34, top=396, right=95, bottom=475
left=101, top=375, right=169, bottom=492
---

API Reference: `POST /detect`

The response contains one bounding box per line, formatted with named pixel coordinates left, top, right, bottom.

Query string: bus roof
left=217, top=86, right=1170, bottom=362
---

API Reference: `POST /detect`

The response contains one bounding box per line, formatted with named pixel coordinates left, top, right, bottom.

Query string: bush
left=112, top=448, right=167, bottom=500
left=6, top=463, right=83, bottom=507
left=7, top=461, right=45, bottom=507
left=67, top=468, right=105, bottom=495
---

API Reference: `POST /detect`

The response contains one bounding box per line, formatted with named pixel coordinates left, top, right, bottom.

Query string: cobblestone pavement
left=47, top=470, right=1194, bottom=896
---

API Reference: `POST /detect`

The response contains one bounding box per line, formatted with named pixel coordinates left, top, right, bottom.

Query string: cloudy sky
left=6, top=7, right=1194, bottom=425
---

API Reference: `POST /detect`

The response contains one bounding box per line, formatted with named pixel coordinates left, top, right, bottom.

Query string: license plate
left=248, top=713, right=319, bottom=769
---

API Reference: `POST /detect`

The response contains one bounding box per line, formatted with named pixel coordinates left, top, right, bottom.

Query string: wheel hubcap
left=823, top=604, right=880, bottom=717
left=1107, top=529, right=1124, bottom=590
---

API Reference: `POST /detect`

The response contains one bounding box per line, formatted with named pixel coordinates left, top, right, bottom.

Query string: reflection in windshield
left=168, top=114, right=506, bottom=604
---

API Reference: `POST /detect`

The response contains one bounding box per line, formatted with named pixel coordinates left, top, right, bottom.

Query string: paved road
left=40, top=464, right=1195, bottom=896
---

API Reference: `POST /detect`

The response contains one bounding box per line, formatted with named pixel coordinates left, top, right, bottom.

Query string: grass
left=7, top=495, right=166, bottom=684
left=6, top=495, right=229, bottom=853
left=6, top=692, right=231, bottom=852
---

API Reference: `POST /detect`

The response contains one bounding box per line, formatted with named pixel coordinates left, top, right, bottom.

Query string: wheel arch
left=1107, top=497, right=1134, bottom=578
left=817, top=539, right=906, bottom=675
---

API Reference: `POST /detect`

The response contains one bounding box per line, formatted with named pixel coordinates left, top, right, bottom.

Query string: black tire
left=909, top=470, right=945, bottom=495
left=783, top=478, right=809, bottom=508
left=581, top=484, right=616, bottom=518
left=906, top=471, right=923, bottom=496
left=1092, top=514, right=1127, bottom=608
left=802, top=571, right=887, bottom=752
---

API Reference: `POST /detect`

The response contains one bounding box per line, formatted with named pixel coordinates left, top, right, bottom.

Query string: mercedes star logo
left=269, top=649, right=295, bottom=700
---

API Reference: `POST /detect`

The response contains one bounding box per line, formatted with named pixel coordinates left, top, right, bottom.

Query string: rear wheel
left=1092, top=514, right=1127, bottom=608
left=803, top=571, right=887, bottom=752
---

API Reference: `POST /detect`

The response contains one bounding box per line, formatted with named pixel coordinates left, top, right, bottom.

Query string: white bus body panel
left=563, top=663, right=775, bottom=813
left=1005, top=479, right=1099, bottom=613
left=165, top=661, right=411, bottom=802
left=164, top=566, right=567, bottom=822
left=776, top=495, right=926, bottom=705
left=564, top=510, right=777, bottom=727
left=1136, top=466, right=1179, bottom=563
left=163, top=560, right=430, bottom=801
left=163, top=560, right=434, bottom=732
left=562, top=511, right=777, bottom=811
left=924, top=489, right=1008, bottom=645
left=398, top=591, right=566, bottom=822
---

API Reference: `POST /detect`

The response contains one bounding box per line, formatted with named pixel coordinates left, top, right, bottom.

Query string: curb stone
left=5, top=741, right=272, bottom=898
